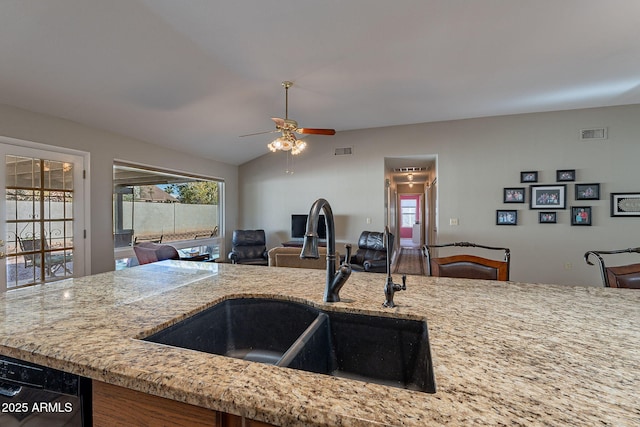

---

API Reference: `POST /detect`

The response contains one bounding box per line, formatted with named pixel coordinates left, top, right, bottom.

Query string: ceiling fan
left=240, top=81, right=336, bottom=155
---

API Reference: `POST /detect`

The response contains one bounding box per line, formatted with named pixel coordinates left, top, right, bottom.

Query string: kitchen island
left=0, top=261, right=638, bottom=426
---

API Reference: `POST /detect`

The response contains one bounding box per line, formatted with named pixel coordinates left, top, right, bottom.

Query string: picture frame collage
left=498, top=169, right=603, bottom=226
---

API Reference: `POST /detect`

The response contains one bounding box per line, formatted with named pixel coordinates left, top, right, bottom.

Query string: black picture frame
left=496, top=210, right=517, bottom=225
left=520, top=171, right=538, bottom=183
left=575, top=183, right=600, bottom=200
left=530, top=185, right=567, bottom=209
left=539, top=212, right=557, bottom=224
left=556, top=169, right=576, bottom=182
left=611, top=192, right=640, bottom=217
left=504, top=187, right=525, bottom=203
left=571, top=206, right=592, bottom=226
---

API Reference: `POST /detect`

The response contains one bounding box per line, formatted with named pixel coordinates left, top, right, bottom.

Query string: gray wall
left=3, top=102, right=638, bottom=285
left=239, top=104, right=640, bottom=286
left=0, top=104, right=238, bottom=274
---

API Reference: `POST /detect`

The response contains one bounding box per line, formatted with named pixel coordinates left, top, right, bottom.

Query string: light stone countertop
left=0, top=261, right=638, bottom=426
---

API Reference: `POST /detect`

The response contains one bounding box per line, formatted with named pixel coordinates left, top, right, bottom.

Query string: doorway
left=399, top=194, right=421, bottom=247
left=384, top=156, right=437, bottom=253
left=0, top=139, right=88, bottom=291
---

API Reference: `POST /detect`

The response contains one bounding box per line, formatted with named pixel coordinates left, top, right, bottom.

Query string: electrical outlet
left=564, top=263, right=573, bottom=270
left=366, top=217, right=372, bottom=224
left=449, top=218, right=459, bottom=226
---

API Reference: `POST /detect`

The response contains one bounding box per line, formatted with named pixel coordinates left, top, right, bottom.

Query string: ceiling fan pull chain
left=285, top=151, right=295, bottom=175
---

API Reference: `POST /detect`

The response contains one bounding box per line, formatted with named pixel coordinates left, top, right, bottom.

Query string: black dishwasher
left=0, top=355, right=91, bottom=426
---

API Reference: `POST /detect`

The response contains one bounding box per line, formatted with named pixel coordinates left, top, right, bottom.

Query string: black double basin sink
left=143, top=298, right=436, bottom=393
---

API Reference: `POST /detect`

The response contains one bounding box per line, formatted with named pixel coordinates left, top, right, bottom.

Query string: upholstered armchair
left=268, top=246, right=340, bottom=270
left=228, top=229, right=269, bottom=265
left=133, top=242, right=210, bottom=265
left=349, top=231, right=391, bottom=273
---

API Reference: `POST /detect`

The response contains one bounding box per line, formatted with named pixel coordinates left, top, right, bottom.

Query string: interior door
left=0, top=142, right=86, bottom=291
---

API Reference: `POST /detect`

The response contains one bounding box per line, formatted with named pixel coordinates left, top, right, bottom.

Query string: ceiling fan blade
left=239, top=129, right=279, bottom=137
left=271, top=117, right=285, bottom=128
left=297, top=128, right=336, bottom=136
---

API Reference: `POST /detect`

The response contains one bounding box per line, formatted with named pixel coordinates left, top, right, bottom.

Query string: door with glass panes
left=0, top=142, right=85, bottom=291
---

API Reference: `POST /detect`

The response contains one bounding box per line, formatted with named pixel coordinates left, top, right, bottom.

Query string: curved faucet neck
left=305, top=198, right=336, bottom=261
left=301, top=198, right=351, bottom=303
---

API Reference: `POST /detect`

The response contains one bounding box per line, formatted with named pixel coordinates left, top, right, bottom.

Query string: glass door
left=399, top=195, right=420, bottom=239
left=0, top=142, right=85, bottom=291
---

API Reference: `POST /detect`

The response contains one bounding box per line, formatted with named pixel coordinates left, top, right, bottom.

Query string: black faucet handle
left=344, top=243, right=352, bottom=264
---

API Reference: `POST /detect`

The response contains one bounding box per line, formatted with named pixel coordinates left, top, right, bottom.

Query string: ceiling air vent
left=394, top=167, right=427, bottom=173
left=334, top=147, right=353, bottom=156
left=580, top=127, right=607, bottom=140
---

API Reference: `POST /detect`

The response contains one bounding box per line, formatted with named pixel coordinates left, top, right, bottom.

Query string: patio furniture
left=17, top=236, right=71, bottom=276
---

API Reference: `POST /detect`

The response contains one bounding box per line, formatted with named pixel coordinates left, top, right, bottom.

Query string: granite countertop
left=0, top=261, right=638, bottom=426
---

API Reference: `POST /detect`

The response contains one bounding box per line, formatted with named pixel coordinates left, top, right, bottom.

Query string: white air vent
left=580, top=127, right=607, bottom=140
left=394, top=166, right=427, bottom=173
left=334, top=147, right=353, bottom=156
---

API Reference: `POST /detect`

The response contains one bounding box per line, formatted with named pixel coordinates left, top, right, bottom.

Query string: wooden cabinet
left=93, top=381, right=275, bottom=427
left=221, top=413, right=275, bottom=427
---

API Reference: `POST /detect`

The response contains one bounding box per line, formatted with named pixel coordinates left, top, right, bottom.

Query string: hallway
left=393, top=245, right=425, bottom=276
left=399, top=237, right=420, bottom=249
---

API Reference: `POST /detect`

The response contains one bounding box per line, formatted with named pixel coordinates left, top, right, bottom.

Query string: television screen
left=291, top=214, right=326, bottom=239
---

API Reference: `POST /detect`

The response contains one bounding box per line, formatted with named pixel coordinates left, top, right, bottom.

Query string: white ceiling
left=1, top=1, right=639, bottom=165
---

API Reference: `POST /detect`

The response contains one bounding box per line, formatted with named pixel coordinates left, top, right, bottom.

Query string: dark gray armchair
left=228, top=229, right=268, bottom=265
left=349, top=230, right=391, bottom=273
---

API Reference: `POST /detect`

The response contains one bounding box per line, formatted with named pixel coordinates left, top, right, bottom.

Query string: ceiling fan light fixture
left=269, top=133, right=301, bottom=153
left=291, top=140, right=307, bottom=155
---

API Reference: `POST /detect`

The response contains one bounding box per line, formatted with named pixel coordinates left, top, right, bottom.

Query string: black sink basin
left=144, top=298, right=320, bottom=365
left=287, top=310, right=435, bottom=392
left=143, top=298, right=436, bottom=393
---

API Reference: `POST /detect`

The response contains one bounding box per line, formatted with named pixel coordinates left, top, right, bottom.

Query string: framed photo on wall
left=575, top=183, right=600, bottom=200
left=611, top=192, right=640, bottom=217
left=571, top=206, right=592, bottom=226
left=496, top=210, right=517, bottom=225
left=539, top=212, right=557, bottom=224
left=556, top=169, right=576, bottom=182
left=520, top=171, right=538, bottom=183
left=503, top=187, right=525, bottom=203
left=530, top=185, right=567, bottom=209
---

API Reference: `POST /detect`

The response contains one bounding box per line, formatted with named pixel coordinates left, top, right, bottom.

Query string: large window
left=113, top=162, right=223, bottom=268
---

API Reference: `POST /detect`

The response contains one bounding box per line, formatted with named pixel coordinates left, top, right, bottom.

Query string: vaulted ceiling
left=1, top=1, right=639, bottom=165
